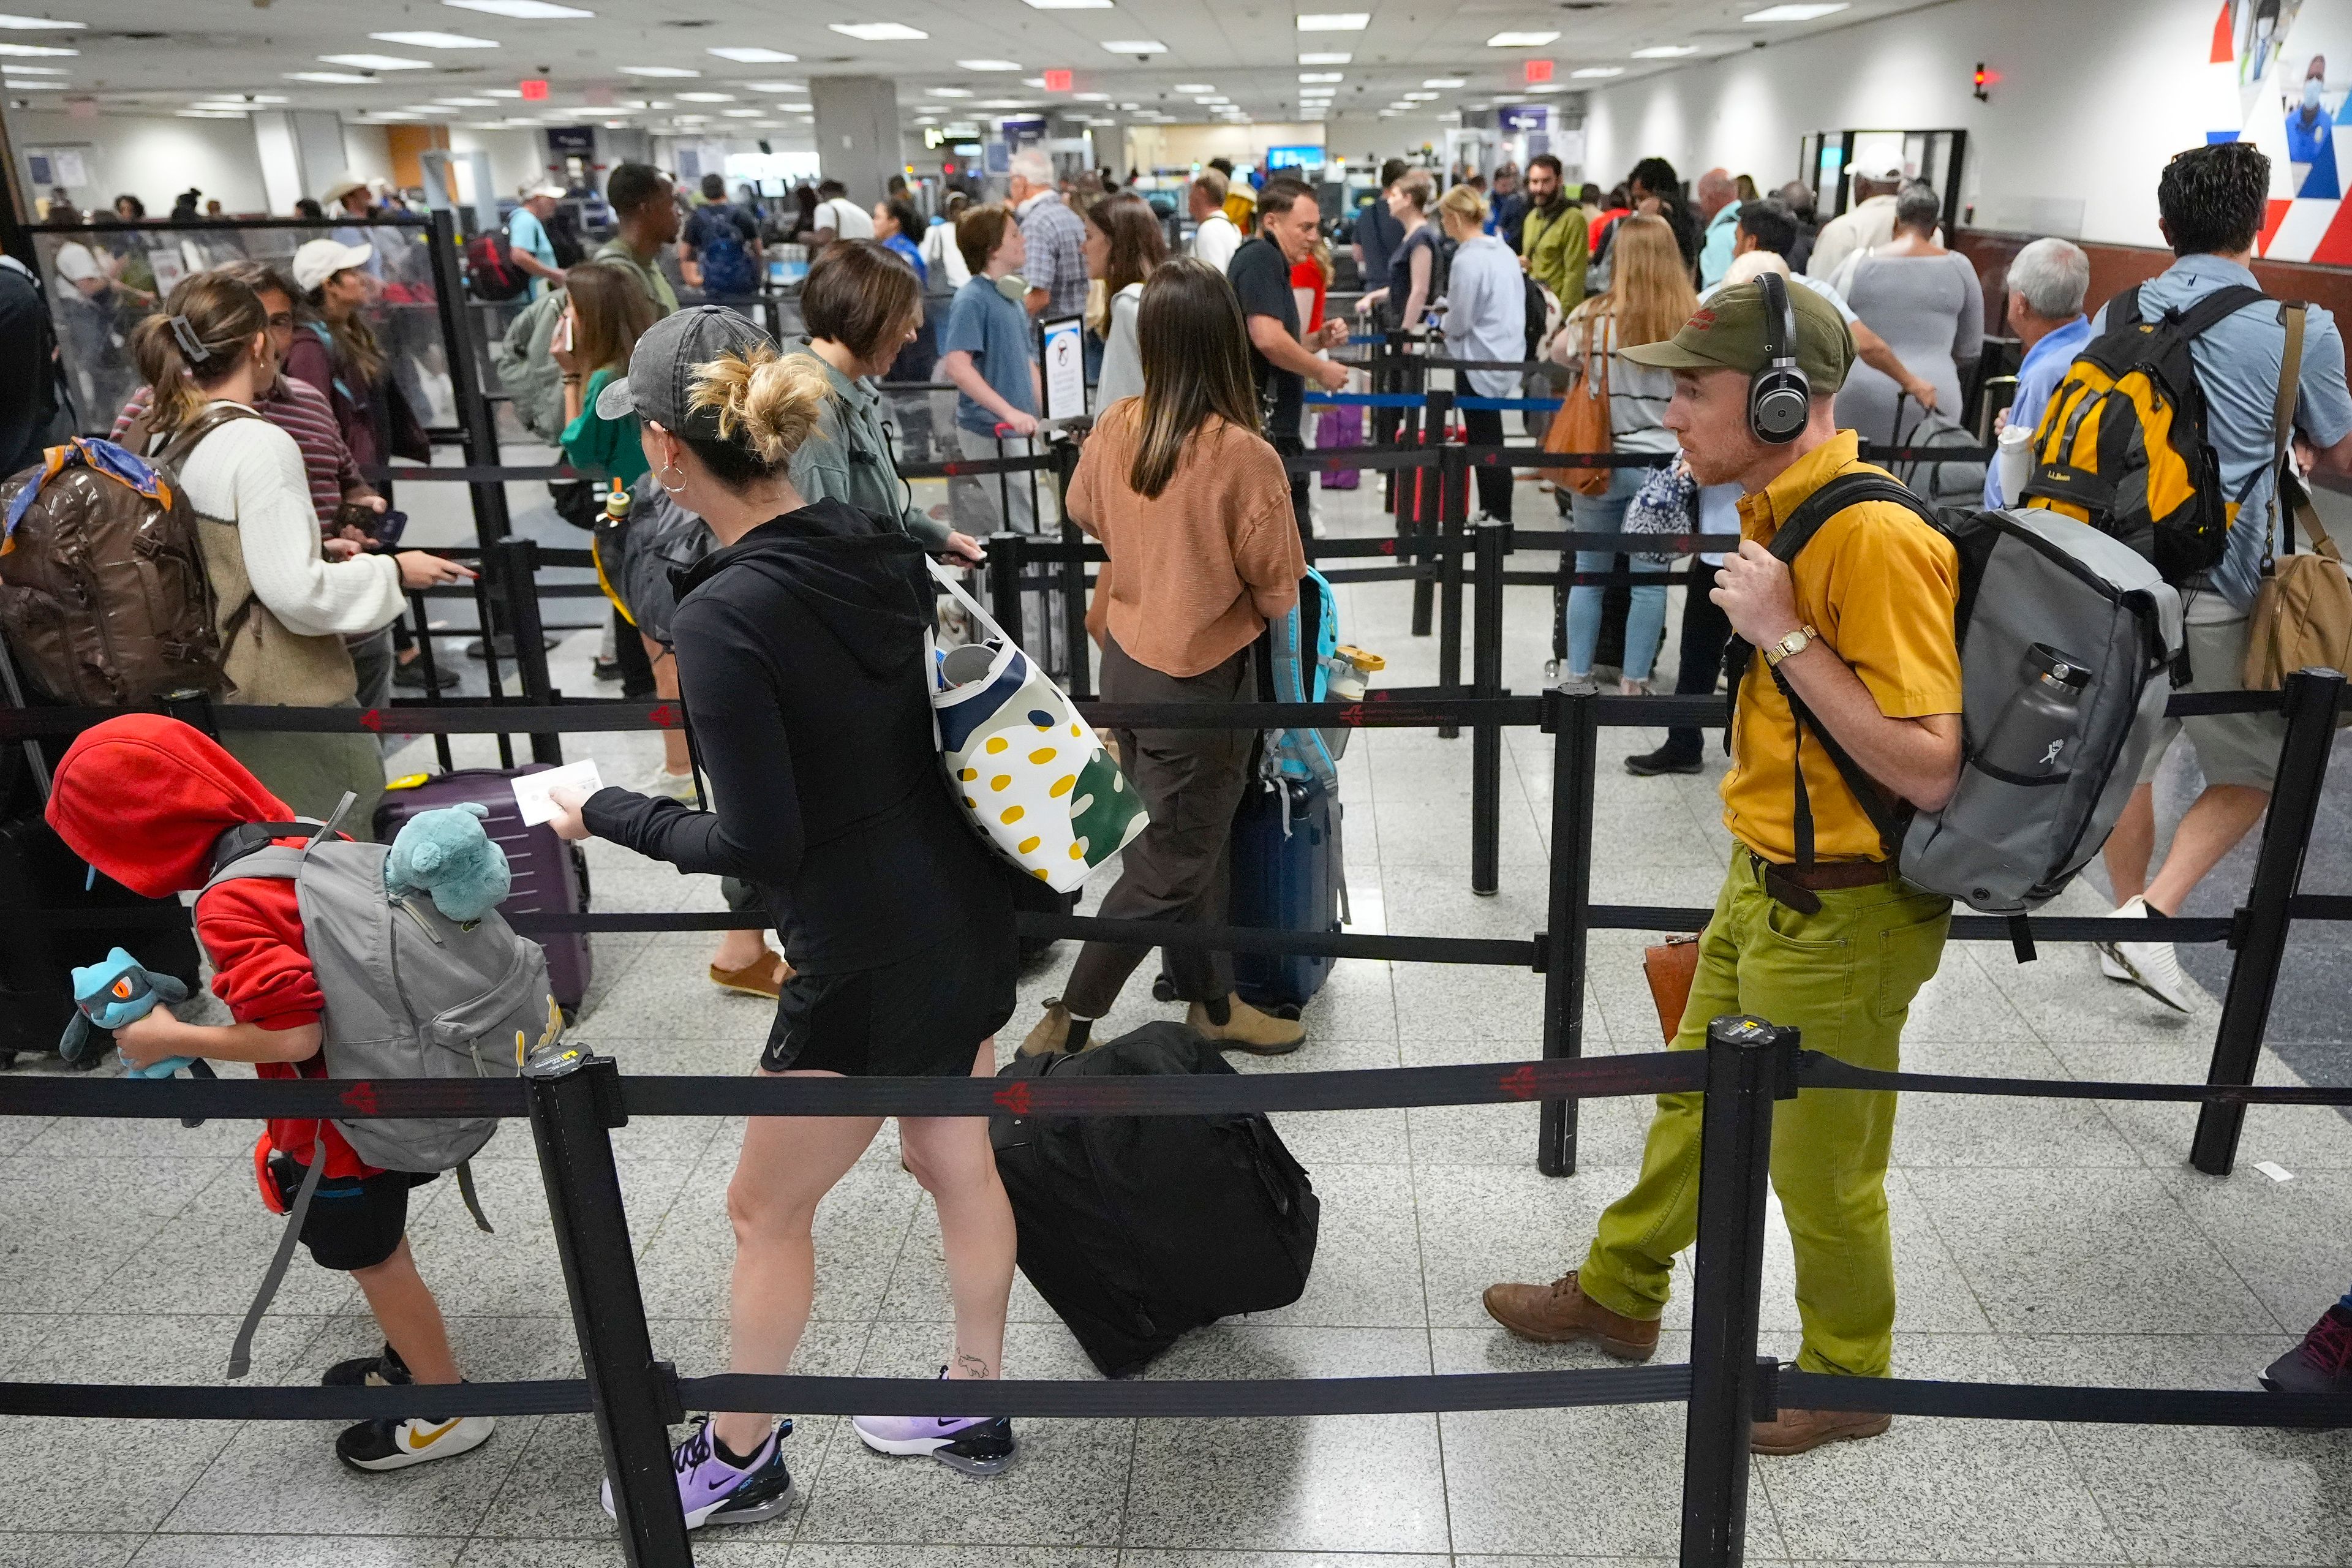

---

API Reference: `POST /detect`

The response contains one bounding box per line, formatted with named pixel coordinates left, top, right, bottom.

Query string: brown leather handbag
left=2242, top=303, right=2352, bottom=715
left=1541, top=309, right=1615, bottom=499
left=1642, top=932, right=1701, bottom=1044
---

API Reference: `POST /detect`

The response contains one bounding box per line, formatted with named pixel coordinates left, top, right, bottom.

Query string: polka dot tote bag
left=928, top=561, right=1148, bottom=891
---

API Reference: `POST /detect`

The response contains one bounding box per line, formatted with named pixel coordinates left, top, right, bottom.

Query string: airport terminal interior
left=2, top=0, right=2352, bottom=1564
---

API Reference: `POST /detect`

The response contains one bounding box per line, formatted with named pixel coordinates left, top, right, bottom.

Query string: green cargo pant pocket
left=1874, top=905, right=1953, bottom=1021
left=1746, top=903, right=1853, bottom=1059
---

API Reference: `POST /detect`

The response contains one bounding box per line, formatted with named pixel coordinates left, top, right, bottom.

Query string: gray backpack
left=199, top=801, right=564, bottom=1375
left=1726, top=476, right=2182, bottom=957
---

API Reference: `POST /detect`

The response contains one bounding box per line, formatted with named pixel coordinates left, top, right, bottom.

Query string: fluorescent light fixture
left=398, top=104, right=458, bottom=114
left=1022, top=0, right=1112, bottom=7
left=1100, top=40, right=1166, bottom=53
left=977, top=98, right=1035, bottom=108
left=1072, top=90, right=1109, bottom=100
left=1193, top=95, right=1226, bottom=103
left=443, top=0, right=594, bottom=16
left=1486, top=31, right=1558, bottom=46
left=956, top=57, right=1020, bottom=70
left=1631, top=43, right=1699, bottom=57
left=318, top=52, right=432, bottom=70
left=1403, top=90, right=1438, bottom=99
left=0, top=12, right=81, bottom=26
left=1299, top=71, right=1343, bottom=83
left=831, top=22, right=928, bottom=40
left=1295, top=12, right=1368, bottom=29
left=1570, top=66, right=1624, bottom=77
left=1297, top=51, right=1350, bottom=64
left=285, top=69, right=373, bottom=83
left=435, top=96, right=501, bottom=105
left=1020, top=76, right=1046, bottom=86
left=0, top=41, right=72, bottom=55
left=1744, top=2, right=1847, bottom=17
left=1118, top=100, right=1138, bottom=110
left=742, top=80, right=804, bottom=91
left=618, top=64, right=699, bottom=76
left=482, top=86, right=522, bottom=96
left=5, top=78, right=63, bottom=87
left=674, top=90, right=736, bottom=100
left=1174, top=82, right=1215, bottom=91
left=1522, top=81, right=1566, bottom=93
left=1422, top=76, right=1463, bottom=86
left=179, top=108, right=247, bottom=118
left=369, top=30, right=499, bottom=47
left=0, top=62, right=66, bottom=72
left=720, top=107, right=762, bottom=116
left=925, top=86, right=973, bottom=96
left=707, top=45, right=796, bottom=62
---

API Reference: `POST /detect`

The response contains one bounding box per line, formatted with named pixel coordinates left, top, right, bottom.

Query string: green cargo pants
left=1579, top=842, right=1950, bottom=1378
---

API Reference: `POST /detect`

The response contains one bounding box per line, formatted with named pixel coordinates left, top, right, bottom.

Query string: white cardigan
left=173, top=404, right=405, bottom=638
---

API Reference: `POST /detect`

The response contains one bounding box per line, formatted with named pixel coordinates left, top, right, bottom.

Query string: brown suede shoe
left=709, top=952, right=791, bottom=1000
left=1020, top=1000, right=1073, bottom=1057
left=1187, top=994, right=1305, bottom=1055
left=1750, top=1404, right=1892, bottom=1455
left=1480, top=1270, right=1659, bottom=1360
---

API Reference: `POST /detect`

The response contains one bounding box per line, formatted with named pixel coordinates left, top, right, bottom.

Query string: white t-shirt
left=171, top=408, right=404, bottom=638
left=815, top=197, right=875, bottom=239
left=1191, top=211, right=1241, bottom=274
left=53, top=240, right=103, bottom=303
left=919, top=217, right=971, bottom=292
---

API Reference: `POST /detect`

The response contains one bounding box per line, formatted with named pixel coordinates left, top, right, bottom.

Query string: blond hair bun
left=687, top=345, right=834, bottom=465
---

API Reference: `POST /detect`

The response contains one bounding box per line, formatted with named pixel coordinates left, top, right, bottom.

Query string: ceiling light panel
left=0, top=13, right=82, bottom=26
left=318, top=53, right=432, bottom=70
left=1422, top=77, right=1464, bottom=86
left=1, top=62, right=66, bottom=72
left=1485, top=31, right=1558, bottom=47
left=1022, top=0, right=1113, bottom=7
left=443, top=0, right=594, bottom=17
left=286, top=70, right=372, bottom=83
left=1295, top=13, right=1368, bottom=29
left=831, top=22, right=928, bottom=40
left=708, top=45, right=796, bottom=62
left=959, top=59, right=1021, bottom=70
left=1100, top=40, right=1166, bottom=53
left=1297, top=51, right=1349, bottom=64
left=1632, top=44, right=1699, bottom=58
left=1571, top=66, right=1624, bottom=77
left=369, top=30, right=499, bottom=48
left=1744, top=3, right=1847, bottom=18
left=619, top=64, right=699, bottom=76
left=0, top=42, right=73, bottom=55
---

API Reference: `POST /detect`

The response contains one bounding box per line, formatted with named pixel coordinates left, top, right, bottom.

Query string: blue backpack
left=1259, top=568, right=1350, bottom=788
left=694, top=206, right=758, bottom=296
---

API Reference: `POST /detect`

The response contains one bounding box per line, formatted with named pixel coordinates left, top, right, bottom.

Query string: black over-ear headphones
left=1748, top=270, right=1811, bottom=444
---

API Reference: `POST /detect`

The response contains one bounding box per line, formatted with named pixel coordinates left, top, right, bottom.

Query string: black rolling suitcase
left=0, top=810, right=202, bottom=1068
left=990, top=1022, right=1319, bottom=1376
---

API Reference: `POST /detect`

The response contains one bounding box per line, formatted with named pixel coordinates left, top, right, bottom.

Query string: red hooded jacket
left=47, top=715, right=375, bottom=1179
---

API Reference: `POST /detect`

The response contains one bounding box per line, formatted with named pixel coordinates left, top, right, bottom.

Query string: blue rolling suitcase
left=1227, top=774, right=1344, bottom=1011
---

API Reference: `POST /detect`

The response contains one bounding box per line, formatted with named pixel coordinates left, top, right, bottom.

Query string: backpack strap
left=2269, top=302, right=2340, bottom=566
left=1721, top=473, right=1929, bottom=872
left=149, top=400, right=262, bottom=472
left=226, top=1147, right=325, bottom=1379
left=2166, top=282, right=2269, bottom=342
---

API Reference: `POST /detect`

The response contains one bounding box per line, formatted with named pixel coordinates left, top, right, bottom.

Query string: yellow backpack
left=2022, top=281, right=2267, bottom=584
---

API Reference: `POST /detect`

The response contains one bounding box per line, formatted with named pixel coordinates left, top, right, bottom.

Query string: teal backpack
left=1259, top=568, right=1349, bottom=788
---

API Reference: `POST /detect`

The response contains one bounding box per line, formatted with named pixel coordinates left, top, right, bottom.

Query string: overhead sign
left=1497, top=105, right=1550, bottom=132
left=1042, top=68, right=1072, bottom=92
left=1524, top=59, right=1553, bottom=83
left=519, top=78, right=549, bottom=102
left=546, top=125, right=596, bottom=156
left=1267, top=144, right=1326, bottom=169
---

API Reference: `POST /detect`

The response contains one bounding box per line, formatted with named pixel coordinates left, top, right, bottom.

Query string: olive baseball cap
left=1619, top=277, right=1855, bottom=392
left=595, top=305, right=777, bottom=438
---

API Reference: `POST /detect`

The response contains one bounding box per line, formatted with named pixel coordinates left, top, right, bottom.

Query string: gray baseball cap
left=594, top=306, right=777, bottom=439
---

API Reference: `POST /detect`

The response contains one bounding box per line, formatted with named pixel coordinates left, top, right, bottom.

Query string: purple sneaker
left=600, top=1416, right=794, bottom=1529
left=852, top=1368, right=1019, bottom=1476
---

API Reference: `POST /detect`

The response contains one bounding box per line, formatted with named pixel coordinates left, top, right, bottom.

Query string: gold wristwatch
left=1761, top=625, right=1817, bottom=668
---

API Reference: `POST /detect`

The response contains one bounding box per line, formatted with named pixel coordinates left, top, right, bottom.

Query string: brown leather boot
left=1750, top=1404, right=1893, bottom=1455
left=1187, top=994, right=1305, bottom=1055
left=1480, top=1270, right=1659, bottom=1360
left=709, top=952, right=791, bottom=1000
left=1020, top=1000, right=1074, bottom=1057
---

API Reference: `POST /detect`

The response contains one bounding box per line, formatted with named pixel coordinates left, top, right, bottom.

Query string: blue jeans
left=1564, top=465, right=1669, bottom=682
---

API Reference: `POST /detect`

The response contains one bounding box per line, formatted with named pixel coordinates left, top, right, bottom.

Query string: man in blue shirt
left=939, top=203, right=1041, bottom=534
left=2094, top=141, right=2352, bottom=1012
left=506, top=185, right=567, bottom=301
left=1981, top=236, right=2092, bottom=508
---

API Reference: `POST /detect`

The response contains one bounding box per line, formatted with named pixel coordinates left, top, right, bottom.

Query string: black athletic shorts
left=761, top=918, right=1019, bottom=1077
left=269, top=1154, right=437, bottom=1273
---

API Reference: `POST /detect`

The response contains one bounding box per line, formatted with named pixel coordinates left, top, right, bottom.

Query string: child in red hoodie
left=47, top=715, right=493, bottom=1473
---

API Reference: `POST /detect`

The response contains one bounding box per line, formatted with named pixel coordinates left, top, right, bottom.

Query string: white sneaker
left=2101, top=895, right=2201, bottom=1012
left=636, top=764, right=700, bottom=804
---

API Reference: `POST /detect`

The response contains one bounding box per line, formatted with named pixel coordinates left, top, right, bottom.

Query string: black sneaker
left=1624, top=745, right=1703, bottom=777
left=336, top=1411, right=497, bottom=1472
left=592, top=654, right=622, bottom=682
left=391, top=660, right=462, bottom=692
left=322, top=1342, right=412, bottom=1389
left=2262, top=1303, right=2352, bottom=1397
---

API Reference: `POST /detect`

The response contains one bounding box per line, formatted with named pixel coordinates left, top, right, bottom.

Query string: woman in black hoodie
left=547, top=307, right=1020, bottom=1525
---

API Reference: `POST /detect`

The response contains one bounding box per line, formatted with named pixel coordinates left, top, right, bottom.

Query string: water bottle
left=1977, top=644, right=2093, bottom=780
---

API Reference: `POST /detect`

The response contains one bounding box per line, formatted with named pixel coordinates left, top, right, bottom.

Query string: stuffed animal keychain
left=383, top=802, right=513, bottom=924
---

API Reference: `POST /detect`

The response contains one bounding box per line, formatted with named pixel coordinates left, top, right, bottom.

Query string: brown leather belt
left=1747, top=850, right=1888, bottom=913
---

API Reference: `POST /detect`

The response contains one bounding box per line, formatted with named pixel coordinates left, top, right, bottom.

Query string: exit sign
left=519, top=78, right=549, bottom=102
left=1042, top=68, right=1072, bottom=92
left=1525, top=59, right=1553, bottom=83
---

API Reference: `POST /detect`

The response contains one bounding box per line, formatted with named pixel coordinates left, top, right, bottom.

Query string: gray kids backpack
left=1724, top=475, right=2182, bottom=959
left=200, top=799, right=563, bottom=1376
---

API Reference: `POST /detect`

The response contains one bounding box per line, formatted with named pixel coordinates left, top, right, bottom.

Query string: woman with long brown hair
left=286, top=239, right=428, bottom=472
left=128, top=272, right=469, bottom=822
left=1550, top=213, right=1697, bottom=693
left=1016, top=256, right=1310, bottom=1060
left=1082, top=191, right=1167, bottom=410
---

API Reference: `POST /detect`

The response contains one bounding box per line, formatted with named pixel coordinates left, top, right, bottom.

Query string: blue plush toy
left=62, top=947, right=198, bottom=1077
left=383, top=802, right=512, bottom=924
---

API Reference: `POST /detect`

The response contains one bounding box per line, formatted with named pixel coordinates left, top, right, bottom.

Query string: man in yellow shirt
left=1482, top=279, right=1964, bottom=1456
left=1517, top=153, right=1588, bottom=307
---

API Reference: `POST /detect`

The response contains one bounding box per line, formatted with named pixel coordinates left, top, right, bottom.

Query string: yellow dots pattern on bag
left=1029, top=747, right=1056, bottom=765
left=1049, top=774, right=1076, bottom=798
left=991, top=774, right=1011, bottom=791
left=986, top=736, right=1008, bottom=754
left=1017, top=835, right=1041, bottom=854
left=940, top=676, right=1148, bottom=892
left=959, top=767, right=977, bottom=782
left=1001, top=805, right=1024, bottom=824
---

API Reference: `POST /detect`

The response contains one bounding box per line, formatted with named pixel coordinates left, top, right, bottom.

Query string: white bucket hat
left=290, top=238, right=374, bottom=293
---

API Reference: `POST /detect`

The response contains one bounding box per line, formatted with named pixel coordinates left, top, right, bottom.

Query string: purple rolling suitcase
left=1316, top=405, right=1362, bottom=490
left=372, top=766, right=594, bottom=1011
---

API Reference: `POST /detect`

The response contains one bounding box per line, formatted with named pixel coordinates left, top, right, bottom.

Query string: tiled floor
left=2, top=451, right=2348, bottom=1567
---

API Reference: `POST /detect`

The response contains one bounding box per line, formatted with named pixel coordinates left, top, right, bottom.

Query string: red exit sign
left=1042, top=68, right=1072, bottom=92
left=519, top=78, right=549, bottom=102
left=1525, top=59, right=1553, bottom=83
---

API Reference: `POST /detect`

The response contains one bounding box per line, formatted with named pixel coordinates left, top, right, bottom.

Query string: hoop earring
left=658, top=462, right=688, bottom=495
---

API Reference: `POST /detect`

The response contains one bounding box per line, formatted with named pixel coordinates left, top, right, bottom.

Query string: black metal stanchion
left=986, top=530, right=1023, bottom=643
left=1679, top=1014, right=1787, bottom=1568
left=496, top=535, right=563, bottom=766
left=1537, top=680, right=1599, bottom=1175
left=1052, top=434, right=1091, bottom=699
left=2190, top=665, right=2345, bottom=1174
left=1470, top=512, right=1509, bottom=895
left=526, top=1051, right=692, bottom=1567
left=1431, top=390, right=1464, bottom=739
left=423, top=209, right=516, bottom=575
